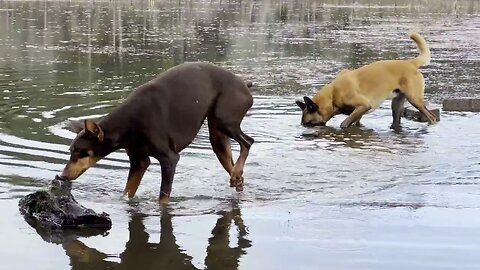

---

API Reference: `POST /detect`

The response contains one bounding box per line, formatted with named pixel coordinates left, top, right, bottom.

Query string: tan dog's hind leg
left=401, top=73, right=438, bottom=124
left=340, top=95, right=371, bottom=128
left=391, top=92, right=406, bottom=130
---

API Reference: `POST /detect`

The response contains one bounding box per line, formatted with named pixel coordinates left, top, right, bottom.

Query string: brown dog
left=296, top=32, right=437, bottom=129
left=60, top=63, right=254, bottom=204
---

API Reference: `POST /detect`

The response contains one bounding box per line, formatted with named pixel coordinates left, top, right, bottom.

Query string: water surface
left=1, top=0, right=480, bottom=269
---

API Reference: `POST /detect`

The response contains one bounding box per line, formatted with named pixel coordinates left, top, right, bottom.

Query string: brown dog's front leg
left=124, top=156, right=151, bottom=198
left=158, top=153, right=179, bottom=204
left=340, top=105, right=371, bottom=128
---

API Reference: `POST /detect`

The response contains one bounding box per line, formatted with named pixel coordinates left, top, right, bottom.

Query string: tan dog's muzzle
left=302, top=121, right=326, bottom=127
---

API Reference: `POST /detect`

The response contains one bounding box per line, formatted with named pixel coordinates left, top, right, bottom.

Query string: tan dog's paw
left=340, top=121, right=350, bottom=129
left=427, top=114, right=438, bottom=125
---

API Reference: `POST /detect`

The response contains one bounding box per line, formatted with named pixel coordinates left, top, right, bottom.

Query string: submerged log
left=19, top=176, right=111, bottom=243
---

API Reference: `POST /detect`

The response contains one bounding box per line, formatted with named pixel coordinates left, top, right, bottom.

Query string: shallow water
left=1, top=0, right=480, bottom=269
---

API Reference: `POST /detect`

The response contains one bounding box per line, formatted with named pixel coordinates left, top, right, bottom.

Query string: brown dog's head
left=61, top=120, right=106, bottom=180
left=296, top=96, right=333, bottom=127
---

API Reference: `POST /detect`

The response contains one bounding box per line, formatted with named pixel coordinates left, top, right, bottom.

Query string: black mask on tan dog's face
left=295, top=96, right=326, bottom=127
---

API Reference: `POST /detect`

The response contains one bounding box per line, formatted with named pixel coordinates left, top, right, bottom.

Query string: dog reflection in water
left=63, top=206, right=251, bottom=269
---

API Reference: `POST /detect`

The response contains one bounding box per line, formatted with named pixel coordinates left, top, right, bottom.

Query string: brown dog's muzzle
left=61, top=163, right=85, bottom=180
left=60, top=156, right=100, bottom=180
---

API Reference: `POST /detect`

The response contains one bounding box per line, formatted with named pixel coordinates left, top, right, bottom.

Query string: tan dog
left=296, top=32, right=438, bottom=130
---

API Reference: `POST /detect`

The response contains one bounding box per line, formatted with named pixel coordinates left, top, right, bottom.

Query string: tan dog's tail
left=408, top=32, right=431, bottom=67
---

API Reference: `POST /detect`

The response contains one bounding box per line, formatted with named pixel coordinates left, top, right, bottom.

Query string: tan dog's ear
left=303, top=96, right=318, bottom=113
left=84, top=120, right=104, bottom=141
left=296, top=100, right=306, bottom=111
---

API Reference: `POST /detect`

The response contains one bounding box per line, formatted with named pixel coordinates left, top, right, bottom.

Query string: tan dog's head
left=61, top=120, right=106, bottom=180
left=296, top=96, right=334, bottom=127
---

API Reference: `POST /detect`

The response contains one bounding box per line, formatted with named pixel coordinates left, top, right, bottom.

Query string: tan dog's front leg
left=352, top=115, right=363, bottom=126
left=340, top=105, right=371, bottom=128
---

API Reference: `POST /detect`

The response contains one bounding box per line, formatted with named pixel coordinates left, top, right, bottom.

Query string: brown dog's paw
left=230, top=175, right=244, bottom=191
left=159, top=196, right=170, bottom=205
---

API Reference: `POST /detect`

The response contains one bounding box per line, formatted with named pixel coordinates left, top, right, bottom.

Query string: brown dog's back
left=104, top=63, right=252, bottom=153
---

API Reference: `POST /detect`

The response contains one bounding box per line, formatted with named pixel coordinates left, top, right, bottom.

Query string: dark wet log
left=443, top=98, right=480, bottom=112
left=403, top=105, right=441, bottom=122
left=18, top=176, right=111, bottom=243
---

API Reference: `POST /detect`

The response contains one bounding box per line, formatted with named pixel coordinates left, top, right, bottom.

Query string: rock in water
left=19, top=176, right=112, bottom=232
left=442, top=98, right=480, bottom=112
left=403, top=104, right=441, bottom=122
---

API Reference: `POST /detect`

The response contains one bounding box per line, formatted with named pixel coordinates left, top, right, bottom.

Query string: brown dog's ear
left=303, top=96, right=318, bottom=113
left=84, top=119, right=104, bottom=141
left=68, top=120, right=84, bottom=133
left=296, top=100, right=306, bottom=111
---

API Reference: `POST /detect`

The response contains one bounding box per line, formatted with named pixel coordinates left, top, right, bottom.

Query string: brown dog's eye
left=73, top=149, right=90, bottom=158
left=80, top=150, right=91, bottom=158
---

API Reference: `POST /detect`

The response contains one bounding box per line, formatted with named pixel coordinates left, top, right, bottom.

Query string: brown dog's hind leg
left=211, top=81, right=254, bottom=191
left=224, top=128, right=254, bottom=191
left=158, top=153, right=180, bottom=204
left=208, top=116, right=234, bottom=175
left=123, top=155, right=151, bottom=198
left=391, top=92, right=406, bottom=130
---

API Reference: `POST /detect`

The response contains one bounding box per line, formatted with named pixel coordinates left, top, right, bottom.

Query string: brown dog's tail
left=408, top=32, right=431, bottom=68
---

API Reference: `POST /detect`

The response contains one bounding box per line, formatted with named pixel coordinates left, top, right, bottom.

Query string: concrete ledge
left=403, top=105, right=441, bottom=122
left=443, top=98, right=480, bottom=112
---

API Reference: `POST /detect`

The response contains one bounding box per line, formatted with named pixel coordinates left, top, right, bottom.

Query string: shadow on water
left=302, top=126, right=386, bottom=150
left=298, top=116, right=429, bottom=153
left=61, top=201, right=250, bottom=270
